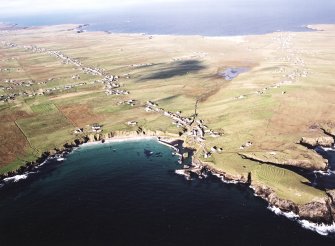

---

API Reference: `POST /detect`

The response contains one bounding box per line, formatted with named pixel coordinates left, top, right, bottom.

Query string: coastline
left=1, top=131, right=334, bottom=236
left=0, top=21, right=327, bottom=39
left=0, top=132, right=182, bottom=181
left=1, top=22, right=335, bottom=237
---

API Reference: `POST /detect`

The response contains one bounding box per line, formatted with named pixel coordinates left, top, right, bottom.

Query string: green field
left=1, top=24, right=335, bottom=207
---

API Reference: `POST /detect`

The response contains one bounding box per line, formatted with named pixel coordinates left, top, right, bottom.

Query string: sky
left=0, top=0, right=183, bottom=16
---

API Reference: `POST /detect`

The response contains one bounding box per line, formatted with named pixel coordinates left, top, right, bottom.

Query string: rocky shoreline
left=179, top=147, right=335, bottom=229
left=0, top=130, right=181, bottom=181
left=1, top=131, right=335, bottom=234
left=192, top=160, right=335, bottom=223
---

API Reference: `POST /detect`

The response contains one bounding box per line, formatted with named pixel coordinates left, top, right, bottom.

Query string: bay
left=0, top=139, right=334, bottom=245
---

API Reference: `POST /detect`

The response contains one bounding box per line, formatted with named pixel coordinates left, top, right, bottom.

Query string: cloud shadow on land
left=139, top=60, right=206, bottom=81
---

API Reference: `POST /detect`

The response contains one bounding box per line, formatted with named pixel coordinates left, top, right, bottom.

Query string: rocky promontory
left=252, top=184, right=335, bottom=224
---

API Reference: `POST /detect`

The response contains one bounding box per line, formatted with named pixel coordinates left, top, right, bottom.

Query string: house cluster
left=19, top=44, right=106, bottom=78
left=145, top=101, right=161, bottom=112
left=253, top=33, right=309, bottom=99
left=1, top=80, right=90, bottom=99
left=102, top=75, right=127, bottom=96
left=187, top=122, right=206, bottom=142
left=91, top=123, right=102, bottom=133
left=71, top=74, right=80, bottom=80
left=37, top=81, right=88, bottom=94
left=23, top=45, right=47, bottom=53
left=73, top=128, right=84, bottom=134
left=0, top=68, right=11, bottom=72
left=4, top=79, right=34, bottom=87
left=203, top=146, right=223, bottom=159
left=128, top=63, right=153, bottom=68
left=4, top=42, right=82, bottom=69
left=118, top=99, right=136, bottom=106
left=105, top=88, right=129, bottom=96
left=235, top=95, right=246, bottom=100
left=75, top=24, right=89, bottom=33
left=1, top=86, right=13, bottom=91
left=1, top=41, right=17, bottom=48
left=122, top=73, right=131, bottom=79
left=144, top=100, right=222, bottom=143
left=188, top=120, right=222, bottom=140
left=3, top=40, right=131, bottom=99
left=80, top=66, right=104, bottom=76
left=240, top=141, right=253, bottom=150
left=0, top=94, right=16, bottom=103
left=126, top=121, right=138, bottom=126
left=145, top=101, right=191, bottom=129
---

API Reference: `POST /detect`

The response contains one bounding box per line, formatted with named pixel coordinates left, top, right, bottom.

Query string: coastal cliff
left=300, top=136, right=334, bottom=148
left=252, top=184, right=334, bottom=224
left=1, top=129, right=335, bottom=227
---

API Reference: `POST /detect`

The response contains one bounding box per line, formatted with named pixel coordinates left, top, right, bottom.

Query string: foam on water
left=174, top=169, right=193, bottom=180
left=3, top=174, right=29, bottom=183
left=299, top=220, right=335, bottom=236
left=268, top=205, right=299, bottom=219
left=0, top=138, right=334, bottom=244
left=175, top=169, right=187, bottom=176
left=314, top=170, right=332, bottom=176
left=268, top=205, right=335, bottom=236
left=211, top=172, right=240, bottom=184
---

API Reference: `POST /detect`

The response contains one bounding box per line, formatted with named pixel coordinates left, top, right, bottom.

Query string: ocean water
left=0, top=139, right=334, bottom=246
left=1, top=0, right=335, bottom=36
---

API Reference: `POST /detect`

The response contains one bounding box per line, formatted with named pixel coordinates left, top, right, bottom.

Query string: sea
left=1, top=0, right=335, bottom=36
left=1, top=0, right=335, bottom=245
left=0, top=139, right=334, bottom=246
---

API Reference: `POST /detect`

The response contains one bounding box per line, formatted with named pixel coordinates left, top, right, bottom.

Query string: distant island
left=1, top=22, right=335, bottom=231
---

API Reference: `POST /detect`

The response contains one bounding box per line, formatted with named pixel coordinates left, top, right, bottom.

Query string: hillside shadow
left=139, top=60, right=206, bottom=81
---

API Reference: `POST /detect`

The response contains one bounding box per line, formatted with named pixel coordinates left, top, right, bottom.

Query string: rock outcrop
left=2, top=129, right=335, bottom=227
left=298, top=201, right=333, bottom=223
left=252, top=185, right=299, bottom=213
left=0, top=136, right=89, bottom=180
left=321, top=124, right=335, bottom=138
left=252, top=184, right=335, bottom=224
left=327, top=190, right=335, bottom=221
left=300, top=136, right=334, bottom=148
left=199, top=162, right=249, bottom=183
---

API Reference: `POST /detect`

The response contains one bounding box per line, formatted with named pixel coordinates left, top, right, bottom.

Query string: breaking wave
left=314, top=170, right=335, bottom=176
left=3, top=174, right=30, bottom=183
left=211, top=172, right=240, bottom=184
left=174, top=169, right=193, bottom=180
left=175, top=169, right=187, bottom=176
left=299, top=220, right=335, bottom=236
left=268, top=205, right=335, bottom=236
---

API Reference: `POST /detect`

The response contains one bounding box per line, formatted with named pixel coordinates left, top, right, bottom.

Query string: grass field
left=1, top=24, right=335, bottom=205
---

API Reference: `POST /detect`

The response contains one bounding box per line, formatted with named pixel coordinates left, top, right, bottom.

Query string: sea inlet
left=0, top=139, right=334, bottom=245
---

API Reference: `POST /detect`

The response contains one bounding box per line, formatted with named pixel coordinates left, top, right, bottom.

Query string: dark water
left=313, top=147, right=335, bottom=189
left=0, top=139, right=334, bottom=246
left=1, top=0, right=335, bottom=36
